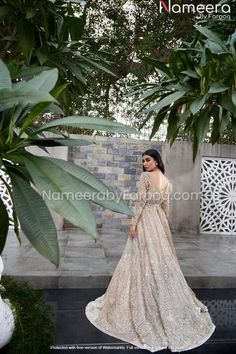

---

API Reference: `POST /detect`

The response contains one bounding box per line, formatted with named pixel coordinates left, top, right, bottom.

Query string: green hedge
left=1, top=276, right=54, bottom=354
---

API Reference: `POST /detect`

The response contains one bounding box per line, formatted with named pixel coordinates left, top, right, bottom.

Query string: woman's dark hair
left=142, top=149, right=165, bottom=174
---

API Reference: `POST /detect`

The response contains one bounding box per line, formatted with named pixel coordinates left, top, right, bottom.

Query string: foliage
left=0, top=60, right=137, bottom=265
left=67, top=0, right=198, bottom=126
left=1, top=276, right=54, bottom=354
left=130, top=23, right=236, bottom=161
left=0, top=0, right=116, bottom=113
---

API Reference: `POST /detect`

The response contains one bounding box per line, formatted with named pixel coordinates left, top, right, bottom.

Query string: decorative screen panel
left=200, top=157, right=236, bottom=235
left=0, top=170, right=14, bottom=226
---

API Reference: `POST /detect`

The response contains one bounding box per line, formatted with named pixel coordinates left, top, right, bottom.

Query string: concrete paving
left=45, top=288, right=236, bottom=354
left=2, top=229, right=236, bottom=289
left=1, top=288, right=236, bottom=353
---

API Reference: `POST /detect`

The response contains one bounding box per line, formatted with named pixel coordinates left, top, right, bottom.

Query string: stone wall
left=67, top=135, right=162, bottom=231
left=67, top=135, right=236, bottom=235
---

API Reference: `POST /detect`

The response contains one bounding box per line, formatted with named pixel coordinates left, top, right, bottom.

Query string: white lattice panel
left=0, top=170, right=14, bottom=226
left=200, top=157, right=236, bottom=235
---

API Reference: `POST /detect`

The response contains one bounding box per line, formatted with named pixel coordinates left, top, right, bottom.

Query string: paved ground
left=1, top=229, right=236, bottom=353
left=2, top=228, right=236, bottom=289
left=1, top=288, right=236, bottom=354
left=42, top=288, right=236, bottom=353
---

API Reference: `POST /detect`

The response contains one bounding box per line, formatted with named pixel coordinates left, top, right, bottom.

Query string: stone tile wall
left=65, top=135, right=236, bottom=235
left=67, top=135, right=162, bottom=231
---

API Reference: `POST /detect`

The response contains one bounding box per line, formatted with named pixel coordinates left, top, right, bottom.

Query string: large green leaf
left=210, top=108, right=220, bottom=144
left=32, top=116, right=139, bottom=135
left=22, top=154, right=98, bottom=239
left=190, top=94, right=209, bottom=115
left=232, top=91, right=236, bottom=107
left=47, top=157, right=134, bottom=216
left=14, top=68, right=58, bottom=93
left=62, top=59, right=86, bottom=85
left=150, top=107, right=168, bottom=139
left=220, top=95, right=236, bottom=115
left=0, top=59, right=11, bottom=90
left=138, top=111, right=153, bottom=130
left=192, top=108, right=211, bottom=162
left=12, top=66, right=51, bottom=81
left=181, top=70, right=199, bottom=79
left=19, top=102, right=52, bottom=134
left=229, top=30, right=236, bottom=54
left=206, top=40, right=227, bottom=54
left=0, top=198, right=9, bottom=254
left=146, top=90, right=187, bottom=113
left=219, top=111, right=231, bottom=134
left=36, top=47, right=48, bottom=65
left=16, top=20, right=35, bottom=64
left=176, top=109, right=191, bottom=127
left=78, top=55, right=117, bottom=77
left=10, top=174, right=59, bottom=266
left=68, top=16, right=85, bottom=41
left=19, top=82, right=67, bottom=134
left=142, top=56, right=172, bottom=78
left=194, top=25, right=227, bottom=52
left=26, top=138, right=95, bottom=147
left=0, top=88, right=57, bottom=112
left=139, top=87, right=162, bottom=101
left=209, top=83, right=229, bottom=94
left=166, top=106, right=179, bottom=141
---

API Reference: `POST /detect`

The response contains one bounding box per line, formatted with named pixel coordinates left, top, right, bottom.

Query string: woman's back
left=144, top=170, right=170, bottom=192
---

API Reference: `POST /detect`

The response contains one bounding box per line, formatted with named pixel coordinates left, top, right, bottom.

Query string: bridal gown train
left=85, top=171, right=215, bottom=352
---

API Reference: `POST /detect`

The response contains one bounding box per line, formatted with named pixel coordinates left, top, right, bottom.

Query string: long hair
left=142, top=149, right=165, bottom=174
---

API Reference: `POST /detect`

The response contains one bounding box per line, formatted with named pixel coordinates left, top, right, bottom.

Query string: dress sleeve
left=131, top=172, right=149, bottom=227
left=160, top=181, right=172, bottom=218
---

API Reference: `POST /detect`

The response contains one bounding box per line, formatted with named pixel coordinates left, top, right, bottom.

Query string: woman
left=85, top=149, right=215, bottom=352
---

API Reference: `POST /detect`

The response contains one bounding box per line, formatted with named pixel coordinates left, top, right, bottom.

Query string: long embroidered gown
left=85, top=171, right=215, bottom=352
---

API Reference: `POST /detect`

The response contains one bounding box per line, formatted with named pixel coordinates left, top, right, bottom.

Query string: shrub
left=1, top=276, right=54, bottom=354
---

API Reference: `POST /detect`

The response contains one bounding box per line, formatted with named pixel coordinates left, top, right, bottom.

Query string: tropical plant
left=0, top=0, right=199, bottom=126
left=130, top=24, right=236, bottom=161
left=0, top=60, right=137, bottom=266
left=0, top=0, right=116, bottom=113
left=59, top=0, right=197, bottom=124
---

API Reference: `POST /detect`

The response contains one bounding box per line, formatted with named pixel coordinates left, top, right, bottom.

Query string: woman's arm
left=131, top=172, right=149, bottom=227
left=160, top=181, right=172, bottom=218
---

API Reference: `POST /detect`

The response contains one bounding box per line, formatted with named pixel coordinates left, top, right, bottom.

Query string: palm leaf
left=0, top=88, right=56, bottom=112
left=22, top=154, right=98, bottom=239
left=32, top=116, right=139, bottom=135
left=48, top=157, right=134, bottom=216
left=10, top=174, right=59, bottom=266
left=26, top=138, right=95, bottom=147
left=146, top=90, right=187, bottom=113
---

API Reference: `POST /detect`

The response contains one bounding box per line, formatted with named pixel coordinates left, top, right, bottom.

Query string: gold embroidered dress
left=85, top=171, right=215, bottom=352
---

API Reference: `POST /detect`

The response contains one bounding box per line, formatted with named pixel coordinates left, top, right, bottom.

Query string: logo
left=159, top=0, right=231, bottom=19
left=160, top=0, right=170, bottom=13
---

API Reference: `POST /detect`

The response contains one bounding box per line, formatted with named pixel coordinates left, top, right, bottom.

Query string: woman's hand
left=128, top=224, right=137, bottom=239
